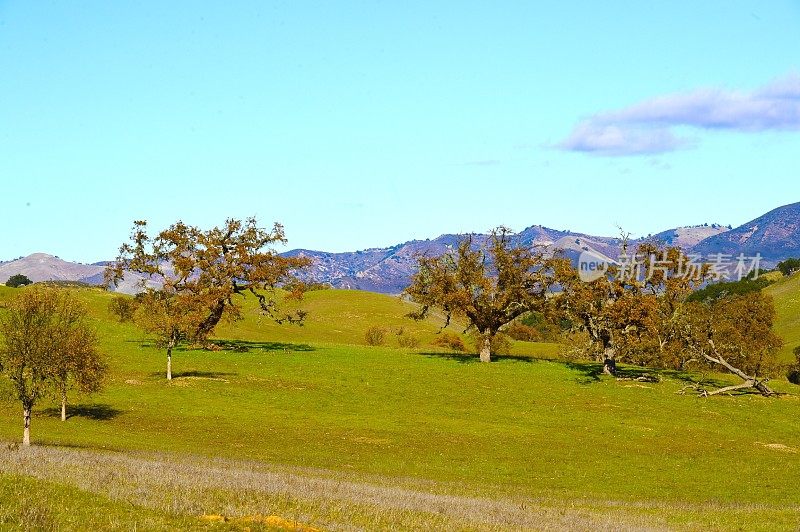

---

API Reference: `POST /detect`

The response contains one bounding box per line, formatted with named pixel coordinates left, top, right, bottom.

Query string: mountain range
left=2, top=202, right=798, bottom=294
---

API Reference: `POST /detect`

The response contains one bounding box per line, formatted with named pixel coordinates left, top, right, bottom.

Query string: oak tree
left=106, top=218, right=311, bottom=342
left=405, top=228, right=557, bottom=362
left=5, top=274, right=32, bottom=288
left=553, top=242, right=709, bottom=375
left=555, top=240, right=783, bottom=395
left=676, top=292, right=782, bottom=396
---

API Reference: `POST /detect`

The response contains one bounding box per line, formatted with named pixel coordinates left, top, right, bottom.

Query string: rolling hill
left=650, top=224, right=730, bottom=249
left=5, top=201, right=800, bottom=294
left=766, top=270, right=800, bottom=363
left=0, top=253, right=104, bottom=284
left=693, top=201, right=800, bottom=264
left=0, top=284, right=798, bottom=530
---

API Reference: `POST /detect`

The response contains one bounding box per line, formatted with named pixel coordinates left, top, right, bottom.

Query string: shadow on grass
left=210, top=339, right=316, bottom=353
left=129, top=339, right=315, bottom=353
left=563, top=360, right=732, bottom=388
left=419, top=351, right=538, bottom=364
left=147, top=370, right=238, bottom=379
left=41, top=404, right=122, bottom=421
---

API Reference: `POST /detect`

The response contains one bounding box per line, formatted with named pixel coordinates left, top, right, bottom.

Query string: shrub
left=364, top=326, right=387, bottom=346
left=505, top=322, right=541, bottom=342
left=395, top=327, right=420, bottom=348
left=5, top=274, right=32, bottom=288
left=432, top=332, right=467, bottom=352
left=108, top=295, right=138, bottom=323
left=789, top=346, right=800, bottom=385
left=507, top=311, right=564, bottom=342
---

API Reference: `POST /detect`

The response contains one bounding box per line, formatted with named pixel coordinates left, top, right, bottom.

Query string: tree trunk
left=23, top=406, right=31, bottom=446
left=167, top=346, right=173, bottom=381
left=61, top=390, right=67, bottom=422
left=479, top=334, right=492, bottom=363
left=602, top=346, right=617, bottom=376
left=195, top=300, right=226, bottom=339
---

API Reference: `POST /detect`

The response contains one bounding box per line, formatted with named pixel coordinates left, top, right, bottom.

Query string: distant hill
left=287, top=226, right=623, bottom=293
left=0, top=253, right=104, bottom=285
left=0, top=253, right=153, bottom=293
left=4, top=201, right=800, bottom=293
left=650, top=224, right=730, bottom=249
left=691, top=202, right=800, bottom=264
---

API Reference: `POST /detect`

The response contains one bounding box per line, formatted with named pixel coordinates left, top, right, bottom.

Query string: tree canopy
left=0, top=286, right=106, bottom=444
left=5, top=274, right=32, bottom=288
left=106, top=217, right=311, bottom=341
left=553, top=241, right=782, bottom=395
left=405, top=228, right=558, bottom=362
left=553, top=243, right=710, bottom=374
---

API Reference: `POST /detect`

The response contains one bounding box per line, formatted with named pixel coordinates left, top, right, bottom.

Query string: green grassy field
left=0, top=284, right=798, bottom=530
left=766, top=271, right=800, bottom=362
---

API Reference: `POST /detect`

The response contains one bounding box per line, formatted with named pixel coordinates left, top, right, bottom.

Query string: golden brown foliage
left=431, top=332, right=467, bottom=352
left=553, top=242, right=710, bottom=374
left=405, top=228, right=558, bottom=361
left=106, top=217, right=310, bottom=340
left=0, top=286, right=106, bottom=442
left=107, top=295, right=137, bottom=323
left=553, top=240, right=782, bottom=393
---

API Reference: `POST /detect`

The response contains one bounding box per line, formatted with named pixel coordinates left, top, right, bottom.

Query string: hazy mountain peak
left=692, top=202, right=800, bottom=260
left=0, top=253, right=104, bottom=284
left=3, top=202, right=800, bottom=293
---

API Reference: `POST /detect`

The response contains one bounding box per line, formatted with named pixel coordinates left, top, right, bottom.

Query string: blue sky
left=1, top=1, right=799, bottom=262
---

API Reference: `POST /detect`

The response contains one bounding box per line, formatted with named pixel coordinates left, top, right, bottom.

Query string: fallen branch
left=700, top=341, right=776, bottom=397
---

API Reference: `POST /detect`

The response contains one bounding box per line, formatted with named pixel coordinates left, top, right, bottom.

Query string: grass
left=0, top=472, right=231, bottom=531
left=766, top=270, right=800, bottom=362
left=0, top=285, right=798, bottom=529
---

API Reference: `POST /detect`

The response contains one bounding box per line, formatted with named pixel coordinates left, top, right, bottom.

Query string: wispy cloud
left=559, top=73, right=800, bottom=156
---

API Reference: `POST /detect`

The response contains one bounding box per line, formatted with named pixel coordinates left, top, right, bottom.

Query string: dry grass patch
left=0, top=445, right=666, bottom=531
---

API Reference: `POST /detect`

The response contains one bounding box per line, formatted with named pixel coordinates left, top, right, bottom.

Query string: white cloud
left=560, top=73, right=800, bottom=156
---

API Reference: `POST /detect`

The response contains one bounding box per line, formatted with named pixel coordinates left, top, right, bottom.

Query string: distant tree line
left=777, top=257, right=800, bottom=277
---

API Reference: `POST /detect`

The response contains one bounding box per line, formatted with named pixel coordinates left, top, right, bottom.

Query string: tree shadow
left=147, top=370, right=238, bottom=379
left=562, top=360, right=732, bottom=388
left=563, top=361, right=662, bottom=382
left=563, top=361, right=604, bottom=384
left=41, top=404, right=122, bottom=421
left=419, top=351, right=538, bottom=364
left=128, top=339, right=316, bottom=353
left=210, top=339, right=316, bottom=353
